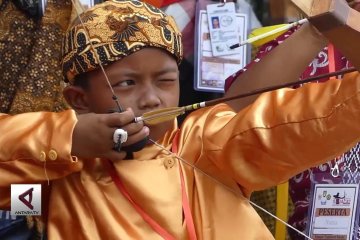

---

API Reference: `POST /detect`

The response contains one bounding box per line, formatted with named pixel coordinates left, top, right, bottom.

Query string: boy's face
left=65, top=47, right=180, bottom=139
left=86, top=48, right=179, bottom=115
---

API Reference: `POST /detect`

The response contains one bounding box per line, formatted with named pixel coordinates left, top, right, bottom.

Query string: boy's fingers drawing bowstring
left=67, top=0, right=359, bottom=239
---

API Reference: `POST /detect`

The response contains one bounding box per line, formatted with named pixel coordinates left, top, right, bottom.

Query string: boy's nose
left=138, top=87, right=161, bottom=110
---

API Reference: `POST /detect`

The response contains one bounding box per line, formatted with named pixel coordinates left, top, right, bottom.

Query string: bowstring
left=70, top=0, right=313, bottom=239
left=150, top=139, right=313, bottom=240
left=70, top=0, right=123, bottom=112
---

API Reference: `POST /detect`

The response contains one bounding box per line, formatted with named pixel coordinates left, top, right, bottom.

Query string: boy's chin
left=147, top=121, right=174, bottom=139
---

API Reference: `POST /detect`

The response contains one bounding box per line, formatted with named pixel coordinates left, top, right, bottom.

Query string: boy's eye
left=113, top=80, right=135, bottom=87
left=159, top=78, right=176, bottom=83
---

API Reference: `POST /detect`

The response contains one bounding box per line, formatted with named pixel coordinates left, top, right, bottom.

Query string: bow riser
left=292, top=0, right=360, bottom=70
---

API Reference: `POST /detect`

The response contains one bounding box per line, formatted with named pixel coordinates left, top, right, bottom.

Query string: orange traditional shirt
left=0, top=72, right=360, bottom=239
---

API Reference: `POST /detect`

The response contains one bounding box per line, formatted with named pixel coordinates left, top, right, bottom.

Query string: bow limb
left=224, top=23, right=328, bottom=112
left=292, top=0, right=360, bottom=70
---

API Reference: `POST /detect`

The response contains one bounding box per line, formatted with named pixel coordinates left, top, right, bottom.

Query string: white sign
left=195, top=10, right=247, bottom=92
left=11, top=184, right=41, bottom=216
left=206, top=2, right=240, bottom=57
left=308, top=184, right=359, bottom=240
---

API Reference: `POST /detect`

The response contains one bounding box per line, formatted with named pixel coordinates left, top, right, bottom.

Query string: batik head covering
left=61, top=0, right=183, bottom=83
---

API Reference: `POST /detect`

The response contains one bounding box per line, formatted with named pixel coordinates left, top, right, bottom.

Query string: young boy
left=1, top=0, right=360, bottom=239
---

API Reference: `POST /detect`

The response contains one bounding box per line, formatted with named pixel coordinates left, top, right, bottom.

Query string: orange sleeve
left=181, top=72, right=360, bottom=195
left=0, top=110, right=83, bottom=207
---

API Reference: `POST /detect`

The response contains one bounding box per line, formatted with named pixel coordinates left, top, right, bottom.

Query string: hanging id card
left=308, top=184, right=360, bottom=240
left=206, top=2, right=241, bottom=57
left=194, top=10, right=247, bottom=92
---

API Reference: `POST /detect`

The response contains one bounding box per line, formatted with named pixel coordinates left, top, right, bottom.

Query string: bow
left=291, top=0, right=360, bottom=70
left=69, top=0, right=360, bottom=239
left=135, top=67, right=357, bottom=125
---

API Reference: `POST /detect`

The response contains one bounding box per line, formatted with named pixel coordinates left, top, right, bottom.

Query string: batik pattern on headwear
left=61, top=0, right=183, bottom=83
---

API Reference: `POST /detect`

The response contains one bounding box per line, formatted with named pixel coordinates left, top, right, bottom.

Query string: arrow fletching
left=135, top=106, right=186, bottom=125
left=135, top=102, right=206, bottom=125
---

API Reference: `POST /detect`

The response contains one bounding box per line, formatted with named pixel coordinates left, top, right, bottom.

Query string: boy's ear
left=63, top=86, right=90, bottom=113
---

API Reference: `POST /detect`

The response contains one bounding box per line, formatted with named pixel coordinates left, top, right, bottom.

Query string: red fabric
left=171, top=130, right=198, bottom=240
left=160, top=0, right=182, bottom=7
left=161, top=0, right=196, bottom=59
left=103, top=160, right=176, bottom=240
left=143, top=0, right=182, bottom=7
left=101, top=130, right=197, bottom=240
left=224, top=26, right=351, bottom=92
left=328, top=43, right=336, bottom=80
left=223, top=25, right=354, bottom=239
